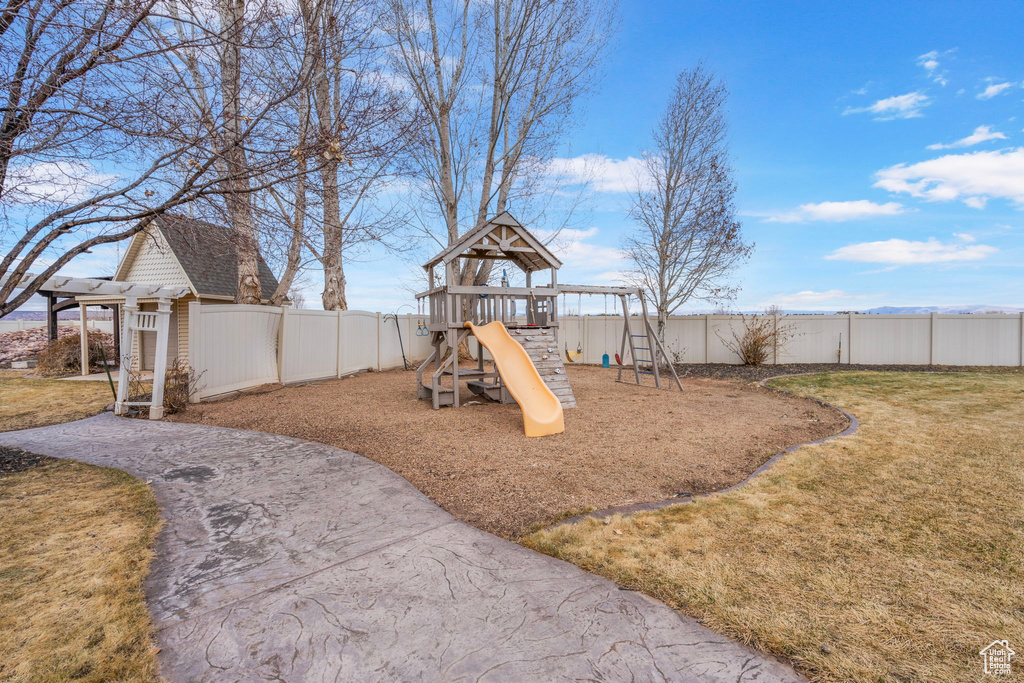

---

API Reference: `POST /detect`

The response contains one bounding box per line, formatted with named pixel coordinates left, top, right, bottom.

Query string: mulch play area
left=171, top=365, right=847, bottom=537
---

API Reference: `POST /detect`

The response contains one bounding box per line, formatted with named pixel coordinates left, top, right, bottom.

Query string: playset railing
left=416, top=285, right=558, bottom=329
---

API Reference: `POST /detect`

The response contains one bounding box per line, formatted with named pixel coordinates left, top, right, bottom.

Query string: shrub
left=719, top=309, right=798, bottom=366
left=127, top=358, right=201, bottom=417
left=36, top=331, right=115, bottom=376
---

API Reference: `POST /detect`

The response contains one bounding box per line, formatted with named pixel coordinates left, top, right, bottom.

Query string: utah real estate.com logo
left=980, top=640, right=1015, bottom=676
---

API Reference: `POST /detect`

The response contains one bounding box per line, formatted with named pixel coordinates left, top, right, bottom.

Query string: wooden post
left=115, top=296, right=137, bottom=415
left=46, top=292, right=58, bottom=341
left=79, top=302, right=89, bottom=376
left=112, top=304, right=121, bottom=362
left=149, top=299, right=172, bottom=420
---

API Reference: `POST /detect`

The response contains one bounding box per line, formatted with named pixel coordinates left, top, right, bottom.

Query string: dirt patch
left=676, top=362, right=1024, bottom=383
left=171, top=366, right=847, bottom=538
left=0, top=446, right=48, bottom=475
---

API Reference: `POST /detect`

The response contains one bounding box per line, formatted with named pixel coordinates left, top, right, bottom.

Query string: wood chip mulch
left=172, top=366, right=850, bottom=538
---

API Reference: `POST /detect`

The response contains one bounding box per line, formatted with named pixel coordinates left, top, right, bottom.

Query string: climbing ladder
left=616, top=291, right=683, bottom=391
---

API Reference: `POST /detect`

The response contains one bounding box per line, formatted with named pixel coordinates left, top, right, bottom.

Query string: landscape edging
left=547, top=373, right=860, bottom=529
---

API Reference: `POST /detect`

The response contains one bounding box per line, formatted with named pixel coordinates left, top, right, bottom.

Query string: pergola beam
left=4, top=273, right=184, bottom=420
left=2, top=273, right=189, bottom=300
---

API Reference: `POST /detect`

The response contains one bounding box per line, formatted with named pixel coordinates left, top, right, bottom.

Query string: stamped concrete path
left=0, top=414, right=803, bottom=682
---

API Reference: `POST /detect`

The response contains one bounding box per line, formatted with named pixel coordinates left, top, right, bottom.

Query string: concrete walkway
left=0, top=414, right=804, bottom=682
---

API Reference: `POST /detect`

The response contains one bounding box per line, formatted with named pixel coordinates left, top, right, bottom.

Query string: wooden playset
left=414, top=212, right=681, bottom=436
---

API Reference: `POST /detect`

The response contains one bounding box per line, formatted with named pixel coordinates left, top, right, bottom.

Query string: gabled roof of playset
left=114, top=214, right=281, bottom=300
left=424, top=211, right=563, bottom=272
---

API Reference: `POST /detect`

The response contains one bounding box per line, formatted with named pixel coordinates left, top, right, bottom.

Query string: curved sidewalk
left=0, top=414, right=804, bottom=682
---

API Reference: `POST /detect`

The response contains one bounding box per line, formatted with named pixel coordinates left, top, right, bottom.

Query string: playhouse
left=415, top=212, right=681, bottom=437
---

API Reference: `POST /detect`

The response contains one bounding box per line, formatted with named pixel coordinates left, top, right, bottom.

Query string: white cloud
left=873, top=147, right=1024, bottom=208
left=843, top=91, right=930, bottom=120
left=927, top=125, right=1007, bottom=150
left=825, top=238, right=997, bottom=264
left=765, top=200, right=906, bottom=223
left=545, top=154, right=647, bottom=193
left=6, top=161, right=118, bottom=204
left=532, top=226, right=625, bottom=270
left=977, top=81, right=1015, bottom=100
left=953, top=232, right=976, bottom=242
left=917, top=49, right=953, bottom=86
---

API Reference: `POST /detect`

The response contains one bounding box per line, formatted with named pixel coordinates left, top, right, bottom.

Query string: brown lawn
left=524, top=372, right=1024, bottom=682
left=0, top=451, right=161, bottom=682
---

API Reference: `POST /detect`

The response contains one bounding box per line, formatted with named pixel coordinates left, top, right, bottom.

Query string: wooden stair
left=506, top=327, right=576, bottom=408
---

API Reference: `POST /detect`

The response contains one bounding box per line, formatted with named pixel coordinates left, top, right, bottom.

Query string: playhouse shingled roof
left=117, top=214, right=281, bottom=300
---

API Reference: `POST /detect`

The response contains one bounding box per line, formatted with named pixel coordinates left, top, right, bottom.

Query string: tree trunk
left=217, top=0, right=261, bottom=304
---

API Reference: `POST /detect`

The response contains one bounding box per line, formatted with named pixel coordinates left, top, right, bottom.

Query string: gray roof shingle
left=155, top=214, right=280, bottom=300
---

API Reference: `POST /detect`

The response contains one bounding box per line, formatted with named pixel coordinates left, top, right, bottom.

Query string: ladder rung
left=638, top=370, right=655, bottom=375
left=635, top=347, right=650, bottom=351
left=631, top=335, right=647, bottom=337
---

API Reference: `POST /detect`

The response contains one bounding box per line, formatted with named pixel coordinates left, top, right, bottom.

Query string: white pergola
left=4, top=273, right=189, bottom=419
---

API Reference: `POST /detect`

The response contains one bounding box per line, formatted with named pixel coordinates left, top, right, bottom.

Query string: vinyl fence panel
left=185, top=306, right=1024, bottom=402
left=933, top=314, right=1022, bottom=366
left=338, top=310, right=379, bottom=375
left=189, top=303, right=281, bottom=399
left=279, top=309, right=341, bottom=383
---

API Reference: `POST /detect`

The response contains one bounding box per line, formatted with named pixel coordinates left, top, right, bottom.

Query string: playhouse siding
left=119, top=227, right=192, bottom=288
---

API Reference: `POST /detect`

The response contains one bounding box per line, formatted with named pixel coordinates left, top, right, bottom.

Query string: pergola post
left=149, top=299, right=172, bottom=420
left=79, top=303, right=89, bottom=376
left=114, top=296, right=138, bottom=415
left=46, top=292, right=58, bottom=341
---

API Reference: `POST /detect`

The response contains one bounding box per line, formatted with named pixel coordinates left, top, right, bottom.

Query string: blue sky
left=339, top=0, right=1024, bottom=313
left=27, top=0, right=1024, bottom=313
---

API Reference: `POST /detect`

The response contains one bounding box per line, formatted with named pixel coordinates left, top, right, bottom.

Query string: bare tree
left=387, top=0, right=613, bottom=286
left=296, top=0, right=416, bottom=310
left=0, top=0, right=297, bottom=316
left=625, top=64, right=752, bottom=340
left=148, top=0, right=312, bottom=304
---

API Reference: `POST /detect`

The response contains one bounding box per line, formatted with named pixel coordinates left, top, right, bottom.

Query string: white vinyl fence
left=189, top=302, right=432, bottom=399
left=558, top=313, right=1024, bottom=367
left=187, top=305, right=1024, bottom=401
left=0, top=319, right=114, bottom=334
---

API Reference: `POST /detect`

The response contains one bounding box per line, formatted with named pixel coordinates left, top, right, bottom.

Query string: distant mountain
left=862, top=305, right=1024, bottom=315
left=1, top=310, right=112, bottom=321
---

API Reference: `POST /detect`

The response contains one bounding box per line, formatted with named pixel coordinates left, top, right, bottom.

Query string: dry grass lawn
left=523, top=372, right=1024, bottom=682
left=172, top=366, right=846, bottom=537
left=0, top=454, right=161, bottom=682
left=0, top=370, right=114, bottom=432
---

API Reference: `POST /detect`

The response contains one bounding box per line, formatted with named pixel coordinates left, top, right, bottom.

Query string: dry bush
left=127, top=358, right=202, bottom=417
left=719, top=309, right=798, bottom=366
left=35, top=331, right=115, bottom=376
left=163, top=358, right=202, bottom=414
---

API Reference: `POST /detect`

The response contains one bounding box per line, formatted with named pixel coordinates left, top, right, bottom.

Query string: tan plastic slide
left=463, top=321, right=565, bottom=437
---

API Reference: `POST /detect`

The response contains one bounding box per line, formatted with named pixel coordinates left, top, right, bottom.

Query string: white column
left=79, top=302, right=90, bottom=376
left=148, top=299, right=172, bottom=420
left=115, top=296, right=138, bottom=415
